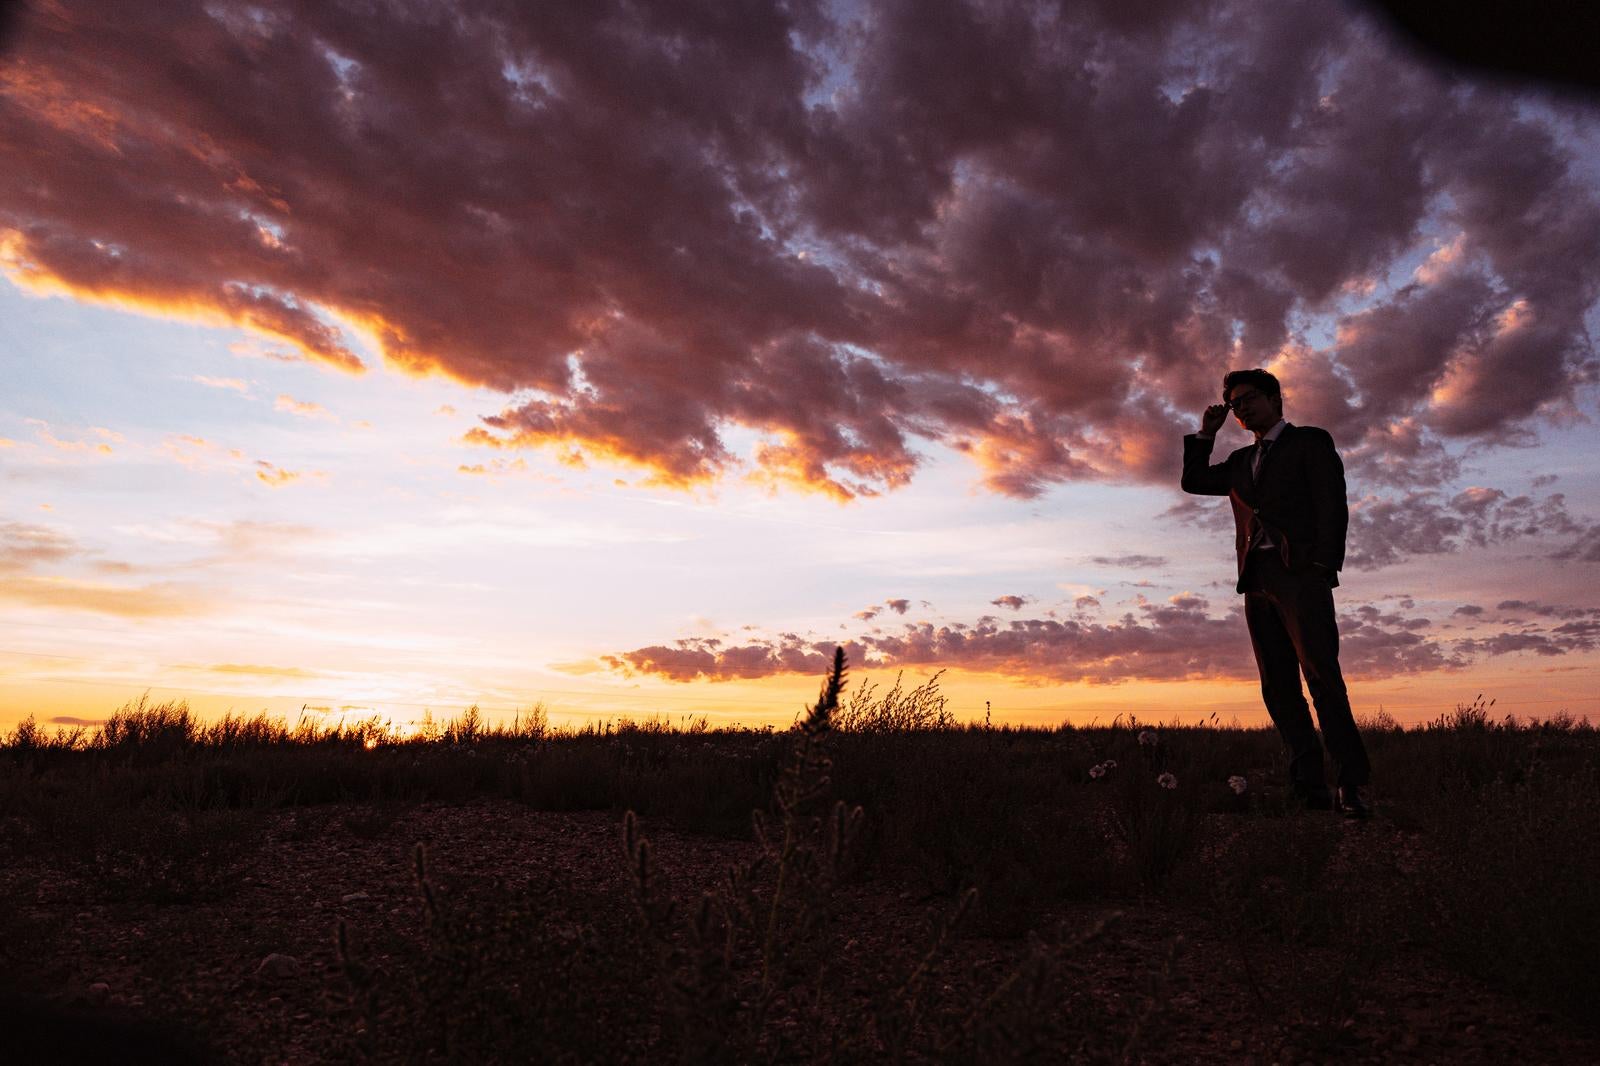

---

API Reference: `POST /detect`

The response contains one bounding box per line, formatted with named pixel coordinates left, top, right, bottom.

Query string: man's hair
left=1222, top=368, right=1282, bottom=403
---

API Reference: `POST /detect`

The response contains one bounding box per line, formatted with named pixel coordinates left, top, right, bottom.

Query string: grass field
left=2, top=655, right=1597, bottom=1062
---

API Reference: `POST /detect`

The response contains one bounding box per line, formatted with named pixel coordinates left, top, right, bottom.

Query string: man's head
left=1222, top=369, right=1284, bottom=434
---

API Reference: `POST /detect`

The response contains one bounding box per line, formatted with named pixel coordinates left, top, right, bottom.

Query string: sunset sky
left=3, top=0, right=1600, bottom=733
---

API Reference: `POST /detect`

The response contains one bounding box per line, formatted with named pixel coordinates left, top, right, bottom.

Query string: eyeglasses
left=1225, top=390, right=1266, bottom=411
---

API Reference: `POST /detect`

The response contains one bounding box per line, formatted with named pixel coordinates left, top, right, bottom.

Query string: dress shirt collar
left=1256, top=418, right=1288, bottom=444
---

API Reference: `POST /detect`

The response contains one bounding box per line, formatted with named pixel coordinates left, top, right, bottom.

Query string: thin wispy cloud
left=0, top=520, right=210, bottom=617
left=274, top=394, right=337, bottom=421
left=192, top=375, right=250, bottom=393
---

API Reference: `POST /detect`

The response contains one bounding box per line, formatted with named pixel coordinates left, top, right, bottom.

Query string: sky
left=3, top=0, right=1600, bottom=733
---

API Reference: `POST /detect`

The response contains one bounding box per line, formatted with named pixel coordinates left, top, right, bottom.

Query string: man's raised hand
left=1198, top=403, right=1229, bottom=436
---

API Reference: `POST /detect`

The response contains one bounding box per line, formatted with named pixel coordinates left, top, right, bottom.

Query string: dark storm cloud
left=4, top=1, right=1598, bottom=499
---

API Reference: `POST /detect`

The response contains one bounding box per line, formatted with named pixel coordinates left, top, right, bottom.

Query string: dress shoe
left=1336, top=785, right=1371, bottom=820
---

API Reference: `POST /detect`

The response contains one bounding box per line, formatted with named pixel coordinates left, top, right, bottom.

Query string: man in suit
left=1181, top=369, right=1371, bottom=818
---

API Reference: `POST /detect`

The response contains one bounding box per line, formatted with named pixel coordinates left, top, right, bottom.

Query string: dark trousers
left=1242, top=551, right=1371, bottom=791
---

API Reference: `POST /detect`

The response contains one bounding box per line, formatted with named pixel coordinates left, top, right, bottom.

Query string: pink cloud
left=0, top=520, right=77, bottom=570
left=602, top=592, right=1477, bottom=685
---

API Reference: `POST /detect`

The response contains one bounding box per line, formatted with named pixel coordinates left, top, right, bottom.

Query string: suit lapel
left=1253, top=423, right=1293, bottom=487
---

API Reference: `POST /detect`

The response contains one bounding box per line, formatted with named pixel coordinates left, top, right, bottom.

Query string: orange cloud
left=29, top=421, right=122, bottom=456
left=254, top=460, right=311, bottom=487
left=0, top=574, right=206, bottom=617
left=159, top=434, right=246, bottom=468
left=457, top=458, right=527, bottom=477
left=0, top=220, right=366, bottom=372
left=198, top=663, right=318, bottom=679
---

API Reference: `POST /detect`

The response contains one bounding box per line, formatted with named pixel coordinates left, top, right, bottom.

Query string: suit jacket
left=1181, top=424, right=1348, bottom=593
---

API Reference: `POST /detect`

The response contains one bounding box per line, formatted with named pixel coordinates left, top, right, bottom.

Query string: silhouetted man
left=1181, top=369, right=1371, bottom=818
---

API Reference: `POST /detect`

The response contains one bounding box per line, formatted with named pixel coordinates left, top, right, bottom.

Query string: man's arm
left=1306, top=429, right=1348, bottom=572
left=1180, top=403, right=1233, bottom=496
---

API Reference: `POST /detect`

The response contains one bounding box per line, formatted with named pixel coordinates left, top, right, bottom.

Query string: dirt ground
left=6, top=800, right=1595, bottom=1064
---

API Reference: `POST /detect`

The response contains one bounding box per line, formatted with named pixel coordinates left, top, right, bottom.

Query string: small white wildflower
left=1228, top=775, right=1248, bottom=795
left=1157, top=771, right=1178, bottom=790
left=1102, top=759, right=1117, bottom=769
left=1089, top=763, right=1106, bottom=779
left=1138, top=729, right=1159, bottom=747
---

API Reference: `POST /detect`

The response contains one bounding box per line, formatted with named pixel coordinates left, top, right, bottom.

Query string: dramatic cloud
left=990, top=594, right=1030, bottom=610
left=5, top=1, right=1598, bottom=500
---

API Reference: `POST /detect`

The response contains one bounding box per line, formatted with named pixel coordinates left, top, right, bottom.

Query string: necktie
left=1252, top=438, right=1272, bottom=483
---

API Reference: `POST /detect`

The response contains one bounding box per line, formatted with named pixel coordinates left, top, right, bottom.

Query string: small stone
left=257, top=953, right=301, bottom=980
left=1229, top=1039, right=1244, bottom=1052
left=1464, top=1025, right=1477, bottom=1037
left=86, top=982, right=110, bottom=1005
left=342, top=892, right=370, bottom=903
